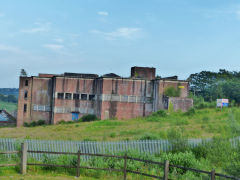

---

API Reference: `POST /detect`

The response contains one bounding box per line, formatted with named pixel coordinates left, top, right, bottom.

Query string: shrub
left=224, top=144, right=240, bottom=176
left=81, top=114, right=98, bottom=122
left=164, top=86, right=181, bottom=97
left=23, top=120, right=46, bottom=127
left=23, top=122, right=29, bottom=127
left=184, top=108, right=196, bottom=116
left=167, top=128, right=188, bottom=152
left=109, top=132, right=116, bottom=138
left=139, top=132, right=158, bottom=140
left=36, top=120, right=46, bottom=126
left=152, top=110, right=167, bottom=117
left=159, top=151, right=200, bottom=175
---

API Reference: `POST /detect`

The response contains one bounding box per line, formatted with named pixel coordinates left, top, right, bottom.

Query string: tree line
left=0, top=94, right=18, bottom=103
left=188, top=69, right=240, bottom=104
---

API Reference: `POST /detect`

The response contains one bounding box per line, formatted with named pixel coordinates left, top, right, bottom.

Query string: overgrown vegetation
left=1, top=107, right=240, bottom=140
left=1, top=138, right=240, bottom=179
left=164, top=86, right=181, bottom=97
left=24, top=120, right=46, bottom=127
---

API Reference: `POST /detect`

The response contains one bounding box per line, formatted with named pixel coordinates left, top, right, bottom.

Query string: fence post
left=211, top=169, right=215, bottom=180
left=163, top=160, right=169, bottom=180
left=123, top=153, right=127, bottom=180
left=20, top=142, right=28, bottom=174
left=76, top=150, right=81, bottom=177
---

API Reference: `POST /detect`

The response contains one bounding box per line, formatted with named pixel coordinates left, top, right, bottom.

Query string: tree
left=20, top=69, right=27, bottom=77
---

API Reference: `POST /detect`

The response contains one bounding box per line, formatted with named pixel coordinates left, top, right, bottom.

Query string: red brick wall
left=52, top=77, right=102, bottom=123
left=100, top=78, right=153, bottom=120
left=17, top=77, right=33, bottom=127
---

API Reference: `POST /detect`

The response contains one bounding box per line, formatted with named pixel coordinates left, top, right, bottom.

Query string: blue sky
left=0, top=0, right=240, bottom=87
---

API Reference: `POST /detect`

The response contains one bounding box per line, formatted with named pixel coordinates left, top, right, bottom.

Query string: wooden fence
left=0, top=143, right=239, bottom=180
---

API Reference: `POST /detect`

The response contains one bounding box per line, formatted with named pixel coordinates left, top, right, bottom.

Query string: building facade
left=17, top=67, right=193, bottom=126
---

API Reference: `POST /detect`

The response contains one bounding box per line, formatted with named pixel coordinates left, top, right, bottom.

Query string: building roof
left=0, top=110, right=16, bottom=123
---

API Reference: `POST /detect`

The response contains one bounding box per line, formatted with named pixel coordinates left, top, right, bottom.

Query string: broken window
left=89, top=94, right=95, bottom=101
left=24, top=91, right=28, bottom=99
left=24, top=104, right=27, bottom=112
left=73, top=93, right=80, bottom=100
left=25, top=80, right=28, bottom=86
left=81, top=94, right=88, bottom=100
left=65, top=93, right=72, bottom=100
left=57, top=93, right=64, bottom=99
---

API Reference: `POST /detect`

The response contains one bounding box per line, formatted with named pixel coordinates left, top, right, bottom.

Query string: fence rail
left=0, top=143, right=239, bottom=180
left=0, top=150, right=19, bottom=167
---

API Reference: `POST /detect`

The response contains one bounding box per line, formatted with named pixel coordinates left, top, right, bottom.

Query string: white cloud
left=90, top=27, right=141, bottom=40
left=98, top=11, right=108, bottom=16
left=54, top=38, right=64, bottom=43
left=22, top=22, right=51, bottom=34
left=0, top=44, right=23, bottom=53
left=43, top=44, right=64, bottom=51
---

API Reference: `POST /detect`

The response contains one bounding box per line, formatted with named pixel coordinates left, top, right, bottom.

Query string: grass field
left=0, top=107, right=239, bottom=141
left=0, top=101, right=17, bottom=113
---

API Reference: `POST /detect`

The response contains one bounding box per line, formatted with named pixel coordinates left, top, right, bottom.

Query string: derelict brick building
left=17, top=67, right=193, bottom=126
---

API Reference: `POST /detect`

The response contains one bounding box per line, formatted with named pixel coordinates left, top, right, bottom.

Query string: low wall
left=168, top=97, right=193, bottom=112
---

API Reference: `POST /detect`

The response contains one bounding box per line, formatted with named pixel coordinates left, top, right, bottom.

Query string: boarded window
left=89, top=94, right=95, bottom=101
left=57, top=93, right=64, bottom=99
left=24, top=91, right=28, bottom=99
left=65, top=93, right=72, bottom=100
left=73, top=93, right=80, bottom=100
left=81, top=94, right=88, bottom=100
left=24, top=104, right=27, bottom=112
left=25, top=80, right=28, bottom=86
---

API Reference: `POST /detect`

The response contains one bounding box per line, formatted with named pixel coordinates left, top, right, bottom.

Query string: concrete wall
left=168, top=97, right=193, bottom=112
left=158, top=79, right=189, bottom=98
left=131, top=67, right=156, bottom=80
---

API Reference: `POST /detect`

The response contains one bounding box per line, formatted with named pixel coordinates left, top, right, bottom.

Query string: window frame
left=57, top=93, right=64, bottom=99
left=24, top=104, right=27, bottom=112
left=73, top=93, right=80, bottom=100
left=25, top=80, right=28, bottom=86
left=89, top=94, right=95, bottom=101
left=81, top=94, right=88, bottom=100
left=65, top=93, right=72, bottom=100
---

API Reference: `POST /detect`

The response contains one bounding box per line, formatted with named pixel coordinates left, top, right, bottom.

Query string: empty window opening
left=57, top=93, right=64, bottom=99
left=25, top=80, right=29, bottom=86
left=24, top=91, right=28, bottom=99
left=73, top=93, right=80, bottom=100
left=65, top=93, right=72, bottom=100
left=89, top=94, right=95, bottom=101
left=24, top=104, right=27, bottom=112
left=81, top=94, right=88, bottom=100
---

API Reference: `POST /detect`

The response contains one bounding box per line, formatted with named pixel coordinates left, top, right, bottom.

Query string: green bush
left=184, top=108, right=196, bottom=116
left=224, top=144, right=240, bottom=176
left=23, top=120, right=46, bottom=127
left=167, top=128, right=188, bottom=152
left=81, top=114, right=98, bottom=122
left=57, top=120, right=74, bottom=124
left=159, top=151, right=200, bottom=175
left=164, top=86, right=181, bottom=97
left=139, top=132, right=159, bottom=140
left=152, top=110, right=167, bottom=117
